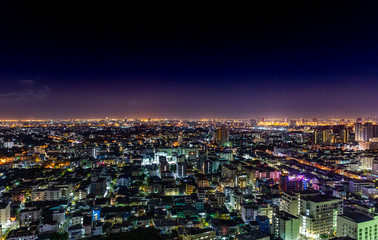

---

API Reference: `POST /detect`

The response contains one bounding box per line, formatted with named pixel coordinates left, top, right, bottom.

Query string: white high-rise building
left=3, top=141, right=14, bottom=149
left=372, top=159, right=378, bottom=176
left=359, top=155, right=374, bottom=170
left=299, top=195, right=343, bottom=239
left=355, top=122, right=374, bottom=142
left=0, top=202, right=10, bottom=228
left=272, top=210, right=300, bottom=240
left=279, top=191, right=318, bottom=216
left=92, top=147, right=98, bottom=159
left=337, top=207, right=378, bottom=240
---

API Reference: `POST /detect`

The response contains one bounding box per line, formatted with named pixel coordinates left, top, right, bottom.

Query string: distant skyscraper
left=289, top=120, right=297, bottom=127
left=177, top=162, right=187, bottom=178
left=355, top=122, right=363, bottom=141
left=314, top=127, right=333, bottom=144
left=332, top=125, right=349, bottom=143
left=365, top=122, right=373, bottom=141
left=213, top=125, right=229, bottom=146
left=374, top=125, right=378, bottom=138
left=159, top=158, right=170, bottom=176
left=355, top=121, right=375, bottom=142
left=315, top=125, right=348, bottom=144
left=92, top=147, right=98, bottom=159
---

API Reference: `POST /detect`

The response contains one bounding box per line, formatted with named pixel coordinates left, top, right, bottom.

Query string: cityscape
left=0, top=118, right=377, bottom=240
left=2, top=2, right=378, bottom=240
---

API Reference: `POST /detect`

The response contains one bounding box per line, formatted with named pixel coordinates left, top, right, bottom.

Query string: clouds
left=19, top=80, right=35, bottom=85
left=0, top=80, right=50, bottom=104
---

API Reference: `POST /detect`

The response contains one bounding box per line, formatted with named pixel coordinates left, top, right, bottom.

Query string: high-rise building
left=213, top=125, right=229, bottom=146
left=373, top=159, right=378, bottom=176
left=314, top=127, right=333, bottom=144
left=159, top=159, right=170, bottom=176
left=365, top=122, right=373, bottom=141
left=337, top=208, right=378, bottom=240
left=289, top=120, right=297, bottom=127
left=92, top=147, right=98, bottom=159
left=315, top=125, right=348, bottom=144
left=272, top=210, right=300, bottom=240
left=279, top=191, right=318, bottom=216
left=280, top=174, right=309, bottom=192
left=359, top=154, right=374, bottom=170
left=332, top=125, right=349, bottom=143
left=355, top=121, right=376, bottom=142
left=0, top=202, right=10, bottom=228
left=374, top=125, right=378, bottom=138
left=299, top=195, right=343, bottom=239
left=176, top=162, right=187, bottom=178
left=355, top=122, right=363, bottom=141
left=3, top=141, right=14, bottom=149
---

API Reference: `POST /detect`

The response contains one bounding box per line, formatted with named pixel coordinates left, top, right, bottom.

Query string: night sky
left=1, top=2, right=378, bottom=119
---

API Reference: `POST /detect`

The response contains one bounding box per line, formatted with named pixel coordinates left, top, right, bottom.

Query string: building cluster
left=0, top=118, right=376, bottom=239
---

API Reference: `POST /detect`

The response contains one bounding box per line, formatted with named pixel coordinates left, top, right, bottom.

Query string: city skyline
left=0, top=117, right=377, bottom=122
left=2, top=3, right=378, bottom=240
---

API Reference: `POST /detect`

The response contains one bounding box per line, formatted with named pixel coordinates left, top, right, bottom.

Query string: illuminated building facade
left=272, top=210, right=300, bottom=240
left=213, top=125, right=229, bottom=146
left=337, top=209, right=378, bottom=240
left=314, top=125, right=348, bottom=144
left=355, top=121, right=378, bottom=142
left=299, top=195, right=343, bottom=239
left=0, top=202, right=10, bottom=229
left=280, top=174, right=309, bottom=192
left=279, top=191, right=318, bottom=217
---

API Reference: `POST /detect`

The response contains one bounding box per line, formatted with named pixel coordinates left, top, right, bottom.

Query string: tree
left=320, top=233, right=329, bottom=239
left=50, top=232, right=68, bottom=240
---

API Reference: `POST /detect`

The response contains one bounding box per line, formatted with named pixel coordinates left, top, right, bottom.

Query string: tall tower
left=364, top=122, right=373, bottom=142
left=355, top=122, right=363, bottom=141
left=314, top=126, right=333, bottom=144
left=355, top=121, right=374, bottom=142
left=213, top=125, right=229, bottom=146
left=332, top=125, right=348, bottom=144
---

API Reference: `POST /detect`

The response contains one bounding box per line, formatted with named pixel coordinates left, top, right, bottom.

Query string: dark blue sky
left=1, top=2, right=378, bottom=119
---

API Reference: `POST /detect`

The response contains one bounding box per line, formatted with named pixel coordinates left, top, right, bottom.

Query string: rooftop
left=236, top=230, right=269, bottom=240
left=302, top=195, right=341, bottom=203
left=340, top=210, right=374, bottom=223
